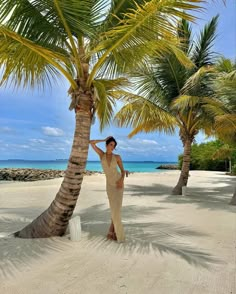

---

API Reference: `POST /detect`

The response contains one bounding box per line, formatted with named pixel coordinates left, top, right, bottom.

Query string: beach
left=0, top=170, right=235, bottom=294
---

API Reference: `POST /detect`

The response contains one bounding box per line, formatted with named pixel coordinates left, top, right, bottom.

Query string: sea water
left=0, top=160, right=177, bottom=173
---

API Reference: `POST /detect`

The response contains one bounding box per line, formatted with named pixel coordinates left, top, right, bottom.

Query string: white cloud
left=139, top=139, right=159, bottom=145
left=116, top=138, right=165, bottom=155
left=42, top=127, right=64, bottom=137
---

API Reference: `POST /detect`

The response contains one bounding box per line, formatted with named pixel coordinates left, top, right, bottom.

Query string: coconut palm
left=0, top=0, right=204, bottom=238
left=213, top=58, right=236, bottom=205
left=116, top=16, right=232, bottom=195
left=213, top=58, right=236, bottom=144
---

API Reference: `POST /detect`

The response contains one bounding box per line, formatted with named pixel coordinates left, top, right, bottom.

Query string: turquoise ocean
left=0, top=160, right=177, bottom=173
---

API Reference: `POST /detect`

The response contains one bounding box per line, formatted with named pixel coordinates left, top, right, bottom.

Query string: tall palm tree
left=116, top=16, right=232, bottom=195
left=0, top=0, right=203, bottom=238
left=213, top=58, right=236, bottom=144
left=213, top=58, right=236, bottom=205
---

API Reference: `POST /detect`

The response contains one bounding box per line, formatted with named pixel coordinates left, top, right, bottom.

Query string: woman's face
left=106, top=141, right=116, bottom=152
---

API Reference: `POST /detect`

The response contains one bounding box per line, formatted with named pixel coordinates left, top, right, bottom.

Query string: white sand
left=0, top=171, right=235, bottom=294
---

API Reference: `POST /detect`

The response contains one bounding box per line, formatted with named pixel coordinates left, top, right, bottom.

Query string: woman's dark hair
left=106, top=136, right=117, bottom=148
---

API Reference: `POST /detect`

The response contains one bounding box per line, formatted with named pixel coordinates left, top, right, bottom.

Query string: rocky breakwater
left=0, top=168, right=99, bottom=182
left=156, top=164, right=179, bottom=170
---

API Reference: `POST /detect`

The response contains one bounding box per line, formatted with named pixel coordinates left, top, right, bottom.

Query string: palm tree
left=212, top=144, right=234, bottom=173
left=116, top=16, right=231, bottom=195
left=213, top=58, right=236, bottom=144
left=213, top=58, right=236, bottom=205
left=0, top=0, right=203, bottom=238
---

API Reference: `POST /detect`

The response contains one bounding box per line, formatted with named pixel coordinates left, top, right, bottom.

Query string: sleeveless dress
left=101, top=153, right=125, bottom=242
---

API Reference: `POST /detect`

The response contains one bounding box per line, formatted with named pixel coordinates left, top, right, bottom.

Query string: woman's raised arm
left=89, top=137, right=112, bottom=159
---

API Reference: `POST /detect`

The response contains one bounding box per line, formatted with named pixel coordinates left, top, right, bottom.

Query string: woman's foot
left=106, top=232, right=114, bottom=240
left=106, top=231, right=117, bottom=241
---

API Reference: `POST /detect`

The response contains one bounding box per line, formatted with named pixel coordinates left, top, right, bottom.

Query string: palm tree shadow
left=0, top=197, right=226, bottom=279
left=0, top=211, right=72, bottom=280
left=76, top=204, right=223, bottom=269
left=125, top=175, right=236, bottom=212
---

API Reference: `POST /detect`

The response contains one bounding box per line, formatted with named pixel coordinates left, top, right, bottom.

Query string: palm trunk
left=229, top=158, right=232, bottom=174
left=172, top=139, right=192, bottom=195
left=15, top=89, right=93, bottom=238
left=230, top=186, right=236, bottom=205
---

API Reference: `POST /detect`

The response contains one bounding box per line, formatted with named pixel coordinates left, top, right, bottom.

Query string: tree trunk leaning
left=172, top=139, right=192, bottom=195
left=15, top=90, right=92, bottom=238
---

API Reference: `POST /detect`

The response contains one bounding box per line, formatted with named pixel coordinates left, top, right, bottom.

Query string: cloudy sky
left=0, top=1, right=235, bottom=161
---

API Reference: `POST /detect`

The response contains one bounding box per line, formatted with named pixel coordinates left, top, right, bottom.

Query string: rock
left=156, top=164, right=179, bottom=170
left=0, top=168, right=100, bottom=182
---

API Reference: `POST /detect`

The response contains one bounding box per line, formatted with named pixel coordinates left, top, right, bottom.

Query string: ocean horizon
left=0, top=159, right=177, bottom=173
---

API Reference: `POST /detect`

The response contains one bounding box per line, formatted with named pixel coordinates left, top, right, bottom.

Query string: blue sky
left=0, top=0, right=235, bottom=161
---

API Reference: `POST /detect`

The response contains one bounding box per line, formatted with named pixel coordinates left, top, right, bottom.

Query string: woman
left=89, top=136, right=126, bottom=242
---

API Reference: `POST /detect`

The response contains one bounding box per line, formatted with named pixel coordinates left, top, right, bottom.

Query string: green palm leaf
left=115, top=93, right=177, bottom=137
left=0, top=26, right=75, bottom=88
left=0, top=0, right=68, bottom=48
left=93, top=78, right=130, bottom=130
left=88, top=0, right=202, bottom=85
left=191, top=15, right=219, bottom=67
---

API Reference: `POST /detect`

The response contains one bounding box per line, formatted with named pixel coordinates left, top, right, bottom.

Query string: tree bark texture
left=15, top=87, right=93, bottom=238
left=172, top=139, right=192, bottom=195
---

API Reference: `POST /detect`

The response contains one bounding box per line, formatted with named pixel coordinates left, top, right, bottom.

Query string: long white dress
left=101, top=153, right=125, bottom=242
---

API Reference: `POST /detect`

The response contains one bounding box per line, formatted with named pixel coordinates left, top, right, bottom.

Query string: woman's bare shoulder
left=114, top=154, right=122, bottom=159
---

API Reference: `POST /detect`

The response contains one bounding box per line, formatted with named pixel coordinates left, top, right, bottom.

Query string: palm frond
left=0, top=26, right=76, bottom=88
left=215, top=57, right=236, bottom=73
left=131, top=64, right=166, bottom=102
left=213, top=59, right=236, bottom=112
left=191, top=15, right=219, bottom=67
left=53, top=0, right=109, bottom=39
left=102, top=0, right=147, bottom=28
left=53, top=0, right=82, bottom=76
left=0, top=0, right=68, bottom=50
left=0, top=0, right=109, bottom=57
left=214, top=114, right=236, bottom=144
left=215, top=114, right=236, bottom=133
left=181, top=65, right=215, bottom=94
left=93, top=78, right=130, bottom=131
left=88, top=0, right=203, bottom=85
left=115, top=93, right=177, bottom=137
left=172, top=95, right=201, bottom=109
left=177, top=18, right=192, bottom=54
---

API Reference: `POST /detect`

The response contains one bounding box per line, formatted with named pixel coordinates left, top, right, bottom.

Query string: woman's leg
left=108, top=220, right=114, bottom=233
left=108, top=191, right=125, bottom=242
left=107, top=220, right=117, bottom=240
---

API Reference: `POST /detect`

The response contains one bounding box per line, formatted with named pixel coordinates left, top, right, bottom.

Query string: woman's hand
left=116, top=178, right=124, bottom=189
left=89, top=140, right=95, bottom=144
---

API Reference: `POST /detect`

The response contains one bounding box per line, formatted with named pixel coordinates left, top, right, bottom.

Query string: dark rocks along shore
left=0, top=168, right=101, bottom=182
left=156, top=164, right=179, bottom=170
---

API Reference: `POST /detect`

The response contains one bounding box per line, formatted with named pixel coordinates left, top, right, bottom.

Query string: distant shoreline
left=0, top=159, right=177, bottom=163
left=0, top=160, right=178, bottom=174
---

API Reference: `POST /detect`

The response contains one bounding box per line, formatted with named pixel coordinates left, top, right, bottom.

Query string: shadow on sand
left=75, top=204, right=223, bottom=269
left=124, top=174, right=236, bottom=212
left=2, top=172, right=233, bottom=280
left=0, top=209, right=74, bottom=279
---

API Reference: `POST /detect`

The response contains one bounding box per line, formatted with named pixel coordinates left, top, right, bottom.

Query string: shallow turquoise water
left=0, top=160, right=177, bottom=173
